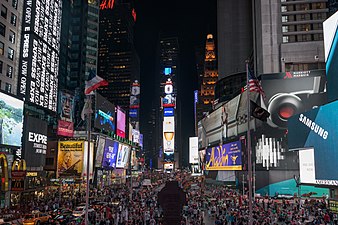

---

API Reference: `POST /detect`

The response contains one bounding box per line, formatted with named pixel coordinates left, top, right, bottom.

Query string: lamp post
left=294, top=175, right=301, bottom=210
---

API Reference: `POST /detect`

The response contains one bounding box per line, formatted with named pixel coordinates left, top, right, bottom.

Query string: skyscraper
left=157, top=34, right=180, bottom=170
left=0, top=0, right=23, bottom=94
left=98, top=0, right=140, bottom=111
left=197, top=34, right=218, bottom=121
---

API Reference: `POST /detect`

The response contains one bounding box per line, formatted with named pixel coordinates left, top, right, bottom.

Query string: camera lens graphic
left=268, top=93, right=303, bottom=128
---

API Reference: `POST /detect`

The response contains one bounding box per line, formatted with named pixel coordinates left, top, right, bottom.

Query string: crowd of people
left=0, top=170, right=337, bottom=225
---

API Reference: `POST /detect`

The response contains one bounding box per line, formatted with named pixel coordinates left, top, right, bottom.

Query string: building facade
left=0, top=0, right=22, bottom=94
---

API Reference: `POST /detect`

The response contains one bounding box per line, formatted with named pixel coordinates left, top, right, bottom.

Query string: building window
left=7, top=47, right=14, bottom=60
left=281, top=6, right=287, bottom=12
left=282, top=26, right=288, bottom=33
left=12, top=0, right=18, bottom=9
left=10, top=13, right=16, bottom=26
left=5, top=83, right=11, bottom=93
left=0, top=41, right=4, bottom=55
left=6, top=65, right=12, bottom=78
left=1, top=5, right=7, bottom=19
left=283, top=36, right=289, bottom=43
left=0, top=22, right=5, bottom=37
left=0, top=60, right=3, bottom=74
left=282, top=16, right=288, bottom=22
left=9, top=30, right=15, bottom=43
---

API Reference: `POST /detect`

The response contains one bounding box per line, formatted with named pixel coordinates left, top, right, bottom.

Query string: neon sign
left=100, top=0, right=114, bottom=10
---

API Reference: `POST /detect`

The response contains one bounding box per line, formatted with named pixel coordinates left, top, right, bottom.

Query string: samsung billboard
left=18, top=0, right=62, bottom=111
left=288, top=100, right=338, bottom=185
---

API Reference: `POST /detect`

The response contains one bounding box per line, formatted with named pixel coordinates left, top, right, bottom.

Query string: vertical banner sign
left=194, top=90, right=198, bottom=135
left=18, top=0, right=62, bottom=111
left=116, top=107, right=126, bottom=138
left=189, top=137, right=199, bottom=164
left=23, top=116, right=48, bottom=167
left=130, top=80, right=140, bottom=130
left=102, top=139, right=118, bottom=168
left=57, top=91, right=75, bottom=137
left=95, top=136, right=106, bottom=167
left=163, top=117, right=175, bottom=153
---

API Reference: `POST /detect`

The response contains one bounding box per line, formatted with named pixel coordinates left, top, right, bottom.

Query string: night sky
left=134, top=0, right=217, bottom=165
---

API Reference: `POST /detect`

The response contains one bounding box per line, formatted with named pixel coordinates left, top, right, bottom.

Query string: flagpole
left=85, top=94, right=92, bottom=225
left=246, top=60, right=253, bottom=225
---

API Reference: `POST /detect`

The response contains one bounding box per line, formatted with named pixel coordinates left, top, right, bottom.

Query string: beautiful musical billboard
left=116, top=107, right=126, bottom=138
left=116, top=144, right=130, bottom=169
left=95, top=93, right=115, bottom=133
left=205, top=141, right=242, bottom=171
left=0, top=92, right=24, bottom=147
left=163, top=117, right=175, bottom=153
left=57, top=91, right=75, bottom=137
left=18, top=0, right=62, bottom=111
left=23, top=116, right=47, bottom=167
left=102, top=139, right=118, bottom=169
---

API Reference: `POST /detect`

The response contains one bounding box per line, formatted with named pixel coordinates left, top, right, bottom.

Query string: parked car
left=72, top=206, right=94, bottom=217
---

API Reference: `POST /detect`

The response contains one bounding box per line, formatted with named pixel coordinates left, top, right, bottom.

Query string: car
left=50, top=208, right=72, bottom=218
left=274, top=194, right=294, bottom=199
left=23, top=211, right=51, bottom=225
left=50, top=214, right=75, bottom=225
left=72, top=206, right=94, bottom=217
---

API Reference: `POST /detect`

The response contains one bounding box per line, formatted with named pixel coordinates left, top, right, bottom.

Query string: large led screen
left=0, top=92, right=24, bottom=147
left=324, top=11, right=338, bottom=102
left=163, top=95, right=176, bottom=108
left=57, top=91, right=75, bottom=137
left=163, top=117, right=175, bottom=153
left=288, top=100, right=338, bottom=185
left=95, top=136, right=106, bottom=167
left=299, top=148, right=316, bottom=185
left=18, top=0, right=62, bottom=111
left=102, top=139, right=118, bottom=169
left=130, top=80, right=140, bottom=109
left=189, top=137, right=198, bottom=164
left=23, top=116, right=48, bottom=167
left=205, top=141, right=242, bottom=171
left=116, top=107, right=126, bottom=138
left=116, top=144, right=130, bottom=168
left=95, top=93, right=115, bottom=133
left=58, top=141, right=84, bottom=177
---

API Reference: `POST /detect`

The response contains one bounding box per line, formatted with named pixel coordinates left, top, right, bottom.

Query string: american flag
left=248, top=68, right=266, bottom=98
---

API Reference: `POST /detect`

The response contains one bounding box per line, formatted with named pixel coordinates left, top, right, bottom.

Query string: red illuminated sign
left=132, top=8, right=137, bottom=22
left=100, top=0, right=114, bottom=10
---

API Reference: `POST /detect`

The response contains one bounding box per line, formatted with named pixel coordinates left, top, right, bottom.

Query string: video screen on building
left=163, top=108, right=174, bottom=117
left=116, top=107, right=126, bottom=138
left=163, top=117, right=175, bottom=153
left=205, top=140, right=242, bottom=171
left=163, top=95, right=176, bottom=108
left=18, top=0, right=62, bottom=111
left=57, top=91, right=75, bottom=137
left=95, top=93, right=115, bottom=133
left=130, top=80, right=140, bottom=109
left=23, top=116, right=48, bottom=167
left=116, top=144, right=130, bottom=169
left=95, top=136, right=106, bottom=167
left=0, top=92, right=24, bottom=147
left=102, top=139, right=118, bottom=169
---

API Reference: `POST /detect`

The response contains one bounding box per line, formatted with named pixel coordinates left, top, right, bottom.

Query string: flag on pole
left=248, top=68, right=266, bottom=98
left=84, top=70, right=108, bottom=95
left=81, top=97, right=93, bottom=121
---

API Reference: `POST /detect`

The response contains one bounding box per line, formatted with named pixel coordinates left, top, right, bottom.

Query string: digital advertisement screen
left=205, top=141, right=242, bottom=171
left=116, top=107, right=126, bottom=138
left=163, top=108, right=174, bottom=117
left=189, top=137, right=198, bottom=164
left=163, top=152, right=174, bottom=162
left=129, top=109, right=138, bottom=118
left=164, top=67, right=172, bottom=75
left=0, top=92, right=24, bottom=147
left=288, top=100, right=338, bottom=185
left=163, top=117, right=175, bottom=153
left=102, top=139, right=118, bottom=169
left=299, top=148, right=316, bottom=184
left=95, top=136, right=106, bottom=167
left=130, top=81, right=140, bottom=109
left=23, top=116, right=47, bottom=167
left=95, top=93, right=115, bottom=133
left=58, top=141, right=84, bottom=177
left=18, top=0, right=62, bottom=111
left=57, top=91, right=75, bottom=137
left=116, top=144, right=130, bottom=168
left=324, top=11, right=338, bottom=102
left=163, top=95, right=176, bottom=108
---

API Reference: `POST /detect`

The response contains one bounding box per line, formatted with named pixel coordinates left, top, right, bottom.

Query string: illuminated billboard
left=102, top=139, right=118, bottom=169
left=57, top=91, right=75, bottom=137
left=95, top=136, right=106, bottom=167
left=299, top=148, right=316, bottom=185
left=18, top=0, right=62, bottom=111
left=163, top=117, right=175, bottom=153
left=57, top=141, right=94, bottom=178
left=205, top=141, right=242, bottom=171
left=288, top=100, right=338, bottom=185
left=95, top=93, right=115, bottom=133
left=23, top=116, right=47, bottom=167
left=129, top=109, right=138, bottom=118
left=116, top=107, right=126, bottom=138
left=0, top=92, right=24, bottom=147
left=164, top=68, right=172, bottom=75
left=116, top=144, right=130, bottom=169
left=323, top=11, right=338, bottom=101
left=163, top=108, right=174, bottom=117
left=163, top=95, right=176, bottom=108
left=189, top=137, right=198, bottom=164
left=130, top=80, right=140, bottom=109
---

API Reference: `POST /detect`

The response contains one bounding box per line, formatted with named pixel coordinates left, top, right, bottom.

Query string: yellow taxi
left=23, top=211, right=51, bottom=225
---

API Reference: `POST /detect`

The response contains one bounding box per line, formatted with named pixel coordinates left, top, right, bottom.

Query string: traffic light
left=250, top=100, right=270, bottom=122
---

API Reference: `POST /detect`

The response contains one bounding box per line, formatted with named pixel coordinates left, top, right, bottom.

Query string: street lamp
left=294, top=175, right=301, bottom=210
